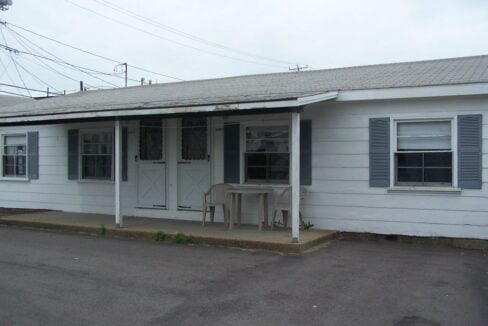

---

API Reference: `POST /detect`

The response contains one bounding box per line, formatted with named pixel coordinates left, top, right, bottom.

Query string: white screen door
left=178, top=117, right=210, bottom=210
left=137, top=119, right=166, bottom=208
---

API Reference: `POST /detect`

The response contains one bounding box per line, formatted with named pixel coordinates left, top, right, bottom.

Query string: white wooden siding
left=0, top=95, right=487, bottom=239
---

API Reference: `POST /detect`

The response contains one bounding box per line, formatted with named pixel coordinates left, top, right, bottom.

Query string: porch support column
left=115, top=119, right=123, bottom=228
left=290, top=111, right=300, bottom=243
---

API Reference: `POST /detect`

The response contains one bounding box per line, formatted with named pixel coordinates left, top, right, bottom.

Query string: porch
left=0, top=210, right=338, bottom=253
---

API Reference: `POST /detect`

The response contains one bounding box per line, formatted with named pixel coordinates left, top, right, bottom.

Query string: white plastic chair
left=271, top=186, right=307, bottom=230
left=202, top=183, right=233, bottom=226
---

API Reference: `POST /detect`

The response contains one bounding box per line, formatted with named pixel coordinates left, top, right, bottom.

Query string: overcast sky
left=1, top=0, right=488, bottom=96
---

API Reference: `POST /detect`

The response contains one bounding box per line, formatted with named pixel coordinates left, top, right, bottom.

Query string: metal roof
left=1, top=54, right=487, bottom=123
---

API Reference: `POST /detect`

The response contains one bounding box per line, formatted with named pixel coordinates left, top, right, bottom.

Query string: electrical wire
left=0, top=89, right=32, bottom=98
left=4, top=27, right=97, bottom=89
left=0, top=82, right=63, bottom=95
left=5, top=21, right=185, bottom=82
left=64, top=0, right=288, bottom=70
left=3, top=26, right=122, bottom=88
left=11, top=57, right=61, bottom=93
left=91, top=0, right=297, bottom=66
left=0, top=53, right=16, bottom=85
left=0, top=43, right=121, bottom=88
left=0, top=27, right=31, bottom=96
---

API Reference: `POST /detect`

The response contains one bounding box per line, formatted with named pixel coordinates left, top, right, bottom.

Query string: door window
left=140, top=119, right=163, bottom=161
left=181, top=117, right=207, bottom=160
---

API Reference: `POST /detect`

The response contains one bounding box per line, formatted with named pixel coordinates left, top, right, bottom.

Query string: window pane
left=181, top=117, right=207, bottom=160
left=3, top=162, right=14, bottom=176
left=16, top=156, right=26, bottom=176
left=424, top=152, right=452, bottom=167
left=246, top=140, right=265, bottom=152
left=4, top=135, right=26, bottom=145
left=268, top=167, right=289, bottom=182
left=247, top=167, right=266, bottom=180
left=265, top=140, right=288, bottom=152
left=397, top=168, right=422, bottom=183
left=397, top=153, right=422, bottom=167
left=269, top=153, right=289, bottom=167
left=140, top=119, right=163, bottom=160
left=82, top=155, right=112, bottom=179
left=246, top=153, right=266, bottom=166
left=397, top=121, right=451, bottom=137
left=83, top=144, right=98, bottom=154
left=245, top=125, right=289, bottom=183
left=424, top=168, right=452, bottom=183
left=397, top=121, right=451, bottom=151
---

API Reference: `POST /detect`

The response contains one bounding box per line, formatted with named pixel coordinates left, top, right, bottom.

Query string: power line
left=3, top=26, right=97, bottom=89
left=0, top=53, right=16, bottom=85
left=91, top=0, right=297, bottom=67
left=64, top=0, right=288, bottom=70
left=0, top=27, right=31, bottom=96
left=4, top=21, right=185, bottom=82
left=11, top=57, right=61, bottom=92
left=3, top=25, right=122, bottom=88
left=0, top=42, right=121, bottom=88
left=0, top=82, right=63, bottom=95
left=0, top=89, right=32, bottom=98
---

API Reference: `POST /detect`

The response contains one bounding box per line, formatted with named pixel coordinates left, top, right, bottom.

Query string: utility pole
left=289, top=64, right=309, bottom=72
left=114, top=62, right=128, bottom=87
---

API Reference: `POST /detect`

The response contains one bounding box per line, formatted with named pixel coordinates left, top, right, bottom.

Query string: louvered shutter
left=369, top=117, right=390, bottom=187
left=458, top=114, right=482, bottom=189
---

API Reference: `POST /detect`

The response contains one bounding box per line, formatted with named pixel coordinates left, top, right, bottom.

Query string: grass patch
left=152, top=231, right=167, bottom=242
left=303, top=221, right=314, bottom=230
left=172, top=233, right=193, bottom=244
left=99, top=224, right=107, bottom=236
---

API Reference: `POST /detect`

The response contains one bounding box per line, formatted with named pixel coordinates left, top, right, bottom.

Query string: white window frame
left=79, top=128, right=114, bottom=181
left=0, top=132, right=29, bottom=181
left=390, top=116, right=458, bottom=189
left=240, top=120, right=291, bottom=185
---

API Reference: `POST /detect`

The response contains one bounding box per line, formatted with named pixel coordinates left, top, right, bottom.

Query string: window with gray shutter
left=27, top=131, right=39, bottom=180
left=458, top=114, right=482, bottom=189
left=224, top=123, right=240, bottom=183
left=122, top=126, right=128, bottom=181
left=369, top=117, right=390, bottom=187
left=300, top=120, right=312, bottom=185
left=68, top=129, right=79, bottom=180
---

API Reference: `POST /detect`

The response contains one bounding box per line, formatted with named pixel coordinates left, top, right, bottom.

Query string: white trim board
left=337, top=83, right=488, bottom=101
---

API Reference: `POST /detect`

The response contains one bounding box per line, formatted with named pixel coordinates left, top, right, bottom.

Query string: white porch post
left=290, top=111, right=300, bottom=243
left=115, top=119, right=123, bottom=228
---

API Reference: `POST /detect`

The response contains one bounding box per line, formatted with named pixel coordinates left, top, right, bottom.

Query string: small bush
left=99, top=224, right=107, bottom=236
left=153, top=231, right=167, bottom=242
left=172, top=233, right=193, bottom=244
left=303, top=221, right=314, bottom=230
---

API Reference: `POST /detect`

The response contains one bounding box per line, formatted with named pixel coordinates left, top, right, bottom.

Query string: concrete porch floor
left=0, top=210, right=338, bottom=253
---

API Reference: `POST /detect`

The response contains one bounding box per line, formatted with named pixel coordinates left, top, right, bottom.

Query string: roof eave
left=0, top=91, right=338, bottom=125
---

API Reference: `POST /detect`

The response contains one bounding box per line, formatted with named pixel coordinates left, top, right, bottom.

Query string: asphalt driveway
left=0, top=226, right=486, bottom=326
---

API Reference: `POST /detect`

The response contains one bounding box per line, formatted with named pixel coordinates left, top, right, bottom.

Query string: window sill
left=77, top=179, right=115, bottom=184
left=387, top=186, right=461, bottom=194
left=0, top=177, right=29, bottom=182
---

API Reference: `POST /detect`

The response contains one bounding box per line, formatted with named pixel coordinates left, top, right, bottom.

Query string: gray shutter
left=68, top=129, right=79, bottom=180
left=27, top=131, right=39, bottom=180
left=458, top=114, right=482, bottom=189
left=122, top=126, right=128, bottom=181
left=300, top=120, right=312, bottom=185
left=369, top=117, right=390, bottom=187
left=224, top=123, right=240, bottom=183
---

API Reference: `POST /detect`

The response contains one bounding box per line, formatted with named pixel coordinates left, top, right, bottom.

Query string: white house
left=0, top=55, right=487, bottom=241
